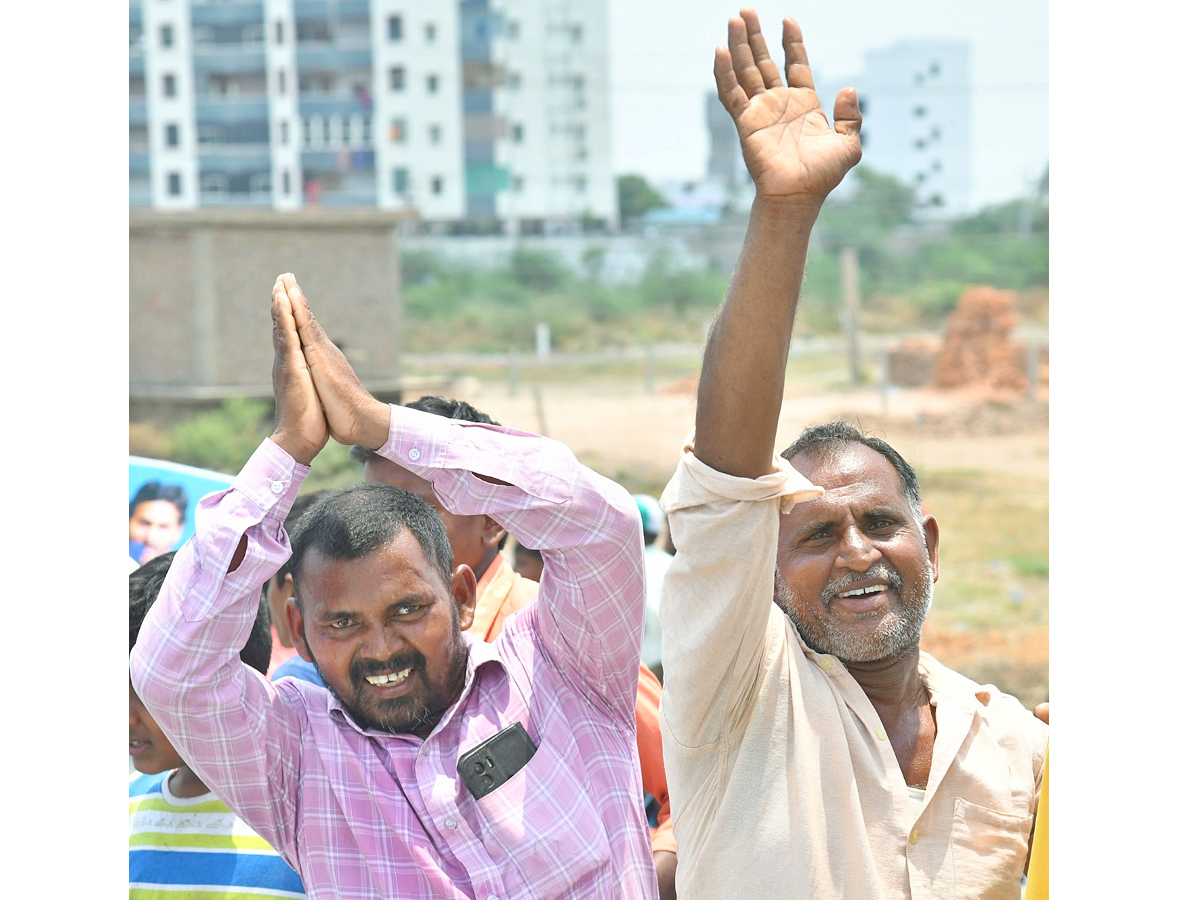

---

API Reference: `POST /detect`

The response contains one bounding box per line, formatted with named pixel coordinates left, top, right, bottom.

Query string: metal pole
left=840, top=245, right=863, bottom=385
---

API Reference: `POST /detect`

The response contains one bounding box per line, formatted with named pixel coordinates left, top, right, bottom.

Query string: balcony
left=191, top=1, right=264, bottom=28
left=294, top=0, right=369, bottom=23
left=298, top=91, right=371, bottom=118
left=195, top=95, right=270, bottom=124
left=295, top=42, right=372, bottom=71
left=198, top=145, right=272, bottom=174
left=301, top=149, right=376, bottom=173
left=130, top=55, right=145, bottom=77
left=130, top=152, right=150, bottom=175
left=130, top=99, right=148, bottom=125
left=193, top=43, right=267, bottom=77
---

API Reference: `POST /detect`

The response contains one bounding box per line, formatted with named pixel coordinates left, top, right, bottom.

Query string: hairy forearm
left=693, top=196, right=822, bottom=477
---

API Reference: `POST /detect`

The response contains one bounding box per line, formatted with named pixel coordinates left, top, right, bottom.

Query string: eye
left=392, top=603, right=423, bottom=619
left=329, top=616, right=356, bottom=630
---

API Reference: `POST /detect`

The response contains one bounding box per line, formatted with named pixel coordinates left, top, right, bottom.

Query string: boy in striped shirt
left=129, top=552, right=307, bottom=900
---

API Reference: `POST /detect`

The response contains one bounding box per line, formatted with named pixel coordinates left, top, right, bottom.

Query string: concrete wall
left=130, top=208, right=406, bottom=406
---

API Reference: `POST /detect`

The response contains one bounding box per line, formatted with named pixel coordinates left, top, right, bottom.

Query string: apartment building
left=129, top=0, right=616, bottom=228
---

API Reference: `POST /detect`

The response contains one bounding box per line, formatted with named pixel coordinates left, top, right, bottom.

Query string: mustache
left=350, top=651, right=426, bottom=683
left=819, top=564, right=903, bottom=608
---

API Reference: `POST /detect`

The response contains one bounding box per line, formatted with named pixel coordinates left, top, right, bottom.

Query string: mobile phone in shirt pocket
left=950, top=796, right=1034, bottom=899
left=473, top=735, right=612, bottom=899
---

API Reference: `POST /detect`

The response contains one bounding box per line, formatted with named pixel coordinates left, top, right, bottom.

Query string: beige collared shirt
left=658, top=447, right=1046, bottom=900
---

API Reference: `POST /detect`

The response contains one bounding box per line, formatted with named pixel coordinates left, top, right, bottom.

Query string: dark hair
left=289, top=483, right=455, bottom=608
left=130, top=552, right=273, bottom=674
left=350, top=396, right=500, bottom=464
left=129, top=481, right=189, bottom=524
left=781, top=420, right=923, bottom=518
left=272, top=489, right=331, bottom=589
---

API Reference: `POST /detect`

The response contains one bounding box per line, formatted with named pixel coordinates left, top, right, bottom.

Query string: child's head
left=129, top=552, right=273, bottom=774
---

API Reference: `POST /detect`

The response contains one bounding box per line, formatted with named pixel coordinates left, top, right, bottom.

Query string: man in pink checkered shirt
left=129, top=274, right=654, bottom=899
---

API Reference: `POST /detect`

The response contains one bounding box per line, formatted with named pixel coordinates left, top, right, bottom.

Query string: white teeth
left=838, top=585, right=886, bottom=598
left=365, top=668, right=413, bottom=687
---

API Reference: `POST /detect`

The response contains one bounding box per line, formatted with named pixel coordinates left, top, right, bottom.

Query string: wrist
left=750, top=193, right=825, bottom=228
left=355, top=399, right=392, bottom=451
left=270, top=429, right=319, bottom=466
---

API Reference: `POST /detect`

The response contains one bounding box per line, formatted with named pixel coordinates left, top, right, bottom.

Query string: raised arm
left=278, top=274, right=645, bottom=723
left=693, top=10, right=861, bottom=477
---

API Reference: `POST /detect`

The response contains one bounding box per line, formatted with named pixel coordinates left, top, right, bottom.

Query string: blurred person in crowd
left=509, top=536, right=545, bottom=583
left=633, top=493, right=672, bottom=679
left=129, top=553, right=306, bottom=899
left=353, top=397, right=680, bottom=899
left=656, top=11, right=1047, bottom=898
left=263, top=490, right=330, bottom=684
left=130, top=274, right=654, bottom=897
left=129, top=481, right=188, bottom=565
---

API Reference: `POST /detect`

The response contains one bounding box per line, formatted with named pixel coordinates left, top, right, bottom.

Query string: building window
left=570, top=24, right=583, bottom=42
left=390, top=118, right=406, bottom=142
left=200, top=174, right=227, bottom=196
left=512, top=175, right=524, bottom=192
left=343, top=117, right=353, bottom=144
left=508, top=71, right=522, bottom=89
left=425, top=22, right=436, bottom=42
left=302, top=118, right=313, bottom=147
left=279, top=120, right=289, bottom=145
left=914, top=138, right=927, bottom=150
left=282, top=170, right=291, bottom=195
left=390, top=66, right=406, bottom=91
left=929, top=61, right=941, bottom=77
left=162, top=73, right=176, bottom=97
left=275, top=20, right=285, bottom=44
left=321, top=117, right=332, bottom=145
left=930, top=126, right=941, bottom=140
left=393, top=168, right=409, bottom=195
left=426, top=74, right=439, bottom=93
left=511, top=123, right=523, bottom=143
left=429, top=123, right=441, bottom=144
left=931, top=159, right=942, bottom=173
left=912, top=104, right=927, bottom=118
left=361, top=116, right=372, bottom=143
left=251, top=173, right=272, bottom=197
left=160, top=24, right=174, bottom=48
left=167, top=172, right=182, bottom=196
left=508, top=20, right=519, bottom=39
left=431, top=176, right=443, bottom=195
left=278, top=70, right=287, bottom=94
left=388, top=15, right=403, bottom=41
left=165, top=123, right=179, bottom=147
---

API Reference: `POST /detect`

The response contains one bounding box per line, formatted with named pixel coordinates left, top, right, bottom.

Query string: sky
left=607, top=1, right=1049, bottom=209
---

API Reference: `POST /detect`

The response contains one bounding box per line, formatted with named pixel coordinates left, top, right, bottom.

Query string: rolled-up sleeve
left=657, top=444, right=822, bottom=750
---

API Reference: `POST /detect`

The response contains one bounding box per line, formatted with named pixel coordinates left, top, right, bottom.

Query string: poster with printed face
left=128, top=457, right=235, bottom=566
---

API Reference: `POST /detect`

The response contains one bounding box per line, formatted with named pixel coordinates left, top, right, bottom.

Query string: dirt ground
left=464, top=377, right=1050, bottom=708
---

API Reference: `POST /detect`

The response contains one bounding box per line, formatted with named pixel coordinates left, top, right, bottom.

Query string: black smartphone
left=457, top=722, right=538, bottom=800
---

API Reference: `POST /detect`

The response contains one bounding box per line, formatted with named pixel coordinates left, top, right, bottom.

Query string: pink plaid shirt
left=130, top=406, right=653, bottom=900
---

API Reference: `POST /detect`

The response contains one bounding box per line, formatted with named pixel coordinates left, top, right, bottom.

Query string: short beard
left=306, top=634, right=471, bottom=736
left=776, top=562, right=933, bottom=664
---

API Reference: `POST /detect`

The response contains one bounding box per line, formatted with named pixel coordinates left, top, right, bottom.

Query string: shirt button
left=270, top=481, right=285, bottom=494
left=445, top=818, right=457, bottom=831
left=408, top=448, right=421, bottom=461
left=487, top=895, right=500, bottom=900
left=819, top=658, right=833, bottom=670
left=909, top=830, right=920, bottom=844
left=875, top=727, right=887, bottom=741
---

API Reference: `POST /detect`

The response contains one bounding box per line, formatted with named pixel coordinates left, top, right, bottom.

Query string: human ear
left=481, top=516, right=506, bottom=549
left=922, top=515, right=941, bottom=582
left=284, top=597, right=314, bottom=663
left=450, top=563, right=478, bottom=632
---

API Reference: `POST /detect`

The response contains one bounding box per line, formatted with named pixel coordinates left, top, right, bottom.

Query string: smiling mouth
left=835, top=585, right=888, bottom=599
left=364, top=668, right=413, bottom=688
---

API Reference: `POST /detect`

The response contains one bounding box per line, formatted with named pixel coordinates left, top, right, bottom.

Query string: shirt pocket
left=474, top=742, right=612, bottom=899
left=950, top=797, right=1033, bottom=900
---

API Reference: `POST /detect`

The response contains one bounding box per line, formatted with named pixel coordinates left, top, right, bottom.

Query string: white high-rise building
left=815, top=40, right=972, bottom=215
left=856, top=40, right=972, bottom=215
left=129, top=0, right=616, bottom=228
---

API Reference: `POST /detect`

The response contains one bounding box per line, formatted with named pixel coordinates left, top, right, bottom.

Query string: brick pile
left=933, top=286, right=1029, bottom=393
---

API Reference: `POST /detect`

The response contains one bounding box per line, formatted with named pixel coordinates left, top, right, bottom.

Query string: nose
left=835, top=525, right=882, bottom=572
left=359, top=619, right=405, bottom=662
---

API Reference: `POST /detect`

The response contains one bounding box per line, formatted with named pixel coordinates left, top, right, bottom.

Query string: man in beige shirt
left=657, top=11, right=1047, bottom=899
